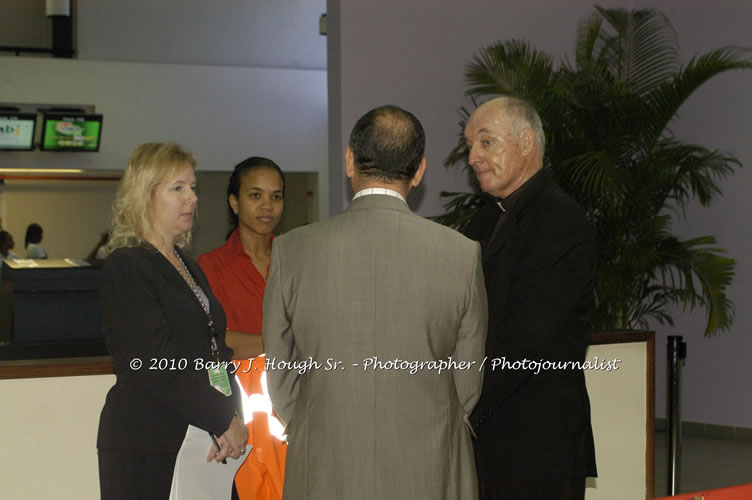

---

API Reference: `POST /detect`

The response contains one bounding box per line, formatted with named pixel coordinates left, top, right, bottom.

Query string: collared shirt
left=197, top=228, right=272, bottom=334
left=353, top=187, right=406, bottom=203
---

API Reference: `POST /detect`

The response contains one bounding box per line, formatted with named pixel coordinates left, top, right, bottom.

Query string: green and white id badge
left=208, top=366, right=233, bottom=396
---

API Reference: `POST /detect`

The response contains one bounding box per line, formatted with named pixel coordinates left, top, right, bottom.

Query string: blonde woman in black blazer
left=97, top=142, right=248, bottom=499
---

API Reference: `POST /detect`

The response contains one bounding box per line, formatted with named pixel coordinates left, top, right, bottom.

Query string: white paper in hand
left=169, top=424, right=247, bottom=500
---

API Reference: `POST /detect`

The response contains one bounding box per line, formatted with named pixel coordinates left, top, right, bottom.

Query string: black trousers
left=98, top=449, right=178, bottom=500
left=478, top=478, right=586, bottom=500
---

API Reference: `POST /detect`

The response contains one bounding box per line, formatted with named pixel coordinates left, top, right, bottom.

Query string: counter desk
left=0, top=331, right=655, bottom=500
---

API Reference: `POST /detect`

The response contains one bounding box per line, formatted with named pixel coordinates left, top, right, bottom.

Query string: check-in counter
left=0, top=331, right=655, bottom=500
left=0, top=258, right=102, bottom=344
left=586, top=330, right=655, bottom=500
left=0, top=357, right=115, bottom=500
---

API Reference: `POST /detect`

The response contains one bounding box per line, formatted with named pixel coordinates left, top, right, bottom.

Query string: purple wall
left=329, top=0, right=752, bottom=427
left=636, top=0, right=752, bottom=427
left=328, top=0, right=631, bottom=216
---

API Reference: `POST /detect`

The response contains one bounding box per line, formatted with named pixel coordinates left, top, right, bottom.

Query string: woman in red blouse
left=198, top=157, right=286, bottom=500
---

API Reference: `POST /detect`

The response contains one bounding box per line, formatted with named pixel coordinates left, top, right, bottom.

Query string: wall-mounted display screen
left=0, top=114, right=37, bottom=151
left=41, top=113, right=103, bottom=152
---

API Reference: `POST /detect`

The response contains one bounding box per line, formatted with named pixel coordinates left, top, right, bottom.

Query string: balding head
left=348, top=105, right=426, bottom=182
left=464, top=97, right=544, bottom=198
left=472, top=97, right=545, bottom=157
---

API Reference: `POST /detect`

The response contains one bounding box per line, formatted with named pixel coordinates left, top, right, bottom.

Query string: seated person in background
left=1, top=230, right=20, bottom=260
left=0, top=230, right=20, bottom=280
left=24, top=223, right=48, bottom=259
left=198, top=156, right=287, bottom=500
left=86, top=231, right=110, bottom=263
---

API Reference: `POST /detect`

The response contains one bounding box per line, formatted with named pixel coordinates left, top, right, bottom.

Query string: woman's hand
left=206, top=414, right=249, bottom=463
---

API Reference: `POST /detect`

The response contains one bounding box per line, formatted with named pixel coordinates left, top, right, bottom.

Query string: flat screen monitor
left=0, top=113, right=37, bottom=151
left=41, top=113, right=103, bottom=152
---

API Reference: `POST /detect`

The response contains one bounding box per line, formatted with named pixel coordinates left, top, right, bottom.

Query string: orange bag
left=233, top=356, right=287, bottom=500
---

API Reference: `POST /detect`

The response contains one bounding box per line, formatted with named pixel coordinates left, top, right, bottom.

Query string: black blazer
left=464, top=171, right=597, bottom=481
left=97, top=244, right=241, bottom=453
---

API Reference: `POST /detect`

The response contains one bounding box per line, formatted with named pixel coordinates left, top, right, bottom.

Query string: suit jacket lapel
left=483, top=211, right=516, bottom=265
left=463, top=199, right=499, bottom=254
left=139, top=244, right=202, bottom=307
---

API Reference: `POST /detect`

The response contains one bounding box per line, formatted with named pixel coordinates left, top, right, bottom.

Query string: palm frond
left=653, top=236, right=736, bottom=335
left=464, top=40, right=555, bottom=101
left=444, top=105, right=473, bottom=170
left=574, top=11, right=604, bottom=66
left=594, top=5, right=680, bottom=94
left=429, top=192, right=490, bottom=231
left=645, top=47, right=752, bottom=146
left=648, top=140, right=739, bottom=209
left=558, top=150, right=628, bottom=211
left=439, top=6, right=747, bottom=336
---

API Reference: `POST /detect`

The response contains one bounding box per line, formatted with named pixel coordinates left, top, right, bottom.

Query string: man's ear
left=410, top=157, right=427, bottom=188
left=519, top=128, right=535, bottom=156
left=345, top=147, right=355, bottom=179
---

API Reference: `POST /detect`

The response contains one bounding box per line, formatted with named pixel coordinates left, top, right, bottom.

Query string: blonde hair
left=107, top=142, right=197, bottom=253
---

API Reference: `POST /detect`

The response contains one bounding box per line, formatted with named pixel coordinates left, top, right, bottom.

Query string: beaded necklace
left=173, top=249, right=210, bottom=315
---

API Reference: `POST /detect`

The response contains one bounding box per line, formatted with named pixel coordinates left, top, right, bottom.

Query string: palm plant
left=435, top=5, right=751, bottom=335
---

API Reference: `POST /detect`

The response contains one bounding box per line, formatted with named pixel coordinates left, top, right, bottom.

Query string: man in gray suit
left=263, top=105, right=488, bottom=500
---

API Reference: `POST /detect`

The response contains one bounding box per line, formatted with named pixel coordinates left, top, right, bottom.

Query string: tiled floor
left=654, top=430, right=752, bottom=496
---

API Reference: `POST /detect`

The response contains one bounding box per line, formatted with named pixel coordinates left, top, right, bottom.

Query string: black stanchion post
left=667, top=335, right=687, bottom=495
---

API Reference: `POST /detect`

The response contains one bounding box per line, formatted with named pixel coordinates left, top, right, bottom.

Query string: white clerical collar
left=352, top=187, right=406, bottom=203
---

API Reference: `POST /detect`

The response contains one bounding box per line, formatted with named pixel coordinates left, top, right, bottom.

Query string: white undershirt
left=352, top=187, right=406, bottom=203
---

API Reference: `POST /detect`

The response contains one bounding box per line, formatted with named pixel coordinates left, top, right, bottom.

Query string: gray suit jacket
left=263, top=194, right=487, bottom=500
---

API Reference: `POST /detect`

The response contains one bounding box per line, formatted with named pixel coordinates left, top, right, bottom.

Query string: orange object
left=234, top=356, right=287, bottom=500
left=654, top=482, right=752, bottom=499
